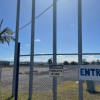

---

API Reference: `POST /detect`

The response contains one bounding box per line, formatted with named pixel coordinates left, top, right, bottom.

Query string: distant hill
left=10, top=61, right=47, bottom=64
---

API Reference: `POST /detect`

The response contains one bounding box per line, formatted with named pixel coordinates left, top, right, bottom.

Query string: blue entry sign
left=49, top=65, right=63, bottom=77
left=79, top=65, right=100, bottom=81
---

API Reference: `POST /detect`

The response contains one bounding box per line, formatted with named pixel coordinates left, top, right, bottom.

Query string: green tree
left=0, top=19, right=15, bottom=45
left=63, top=61, right=69, bottom=65
left=82, top=59, right=89, bottom=65
left=70, top=61, right=78, bottom=65
left=48, top=59, right=52, bottom=65
left=91, top=60, right=96, bottom=65
left=96, top=59, right=100, bottom=65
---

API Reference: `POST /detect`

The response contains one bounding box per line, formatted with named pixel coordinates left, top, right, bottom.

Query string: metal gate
left=1, top=0, right=100, bottom=100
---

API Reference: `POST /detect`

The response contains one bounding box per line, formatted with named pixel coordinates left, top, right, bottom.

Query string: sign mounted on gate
left=79, top=65, right=100, bottom=81
left=49, top=65, right=63, bottom=77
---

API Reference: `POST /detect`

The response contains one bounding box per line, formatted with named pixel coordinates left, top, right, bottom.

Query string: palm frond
left=0, top=19, right=3, bottom=26
left=0, top=20, right=14, bottom=45
left=0, top=35, right=15, bottom=45
left=5, top=27, right=13, bottom=35
left=0, top=27, right=13, bottom=35
left=0, top=36, right=5, bottom=44
left=0, top=28, right=7, bottom=35
left=7, top=35, right=15, bottom=41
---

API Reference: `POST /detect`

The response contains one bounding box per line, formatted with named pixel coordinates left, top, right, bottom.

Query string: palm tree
left=0, top=19, right=15, bottom=45
left=0, top=19, right=15, bottom=82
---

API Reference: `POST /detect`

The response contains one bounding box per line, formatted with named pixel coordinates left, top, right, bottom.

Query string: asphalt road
left=0, top=66, right=80, bottom=92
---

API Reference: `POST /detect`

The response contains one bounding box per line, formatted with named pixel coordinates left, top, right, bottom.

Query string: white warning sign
left=49, top=65, right=63, bottom=77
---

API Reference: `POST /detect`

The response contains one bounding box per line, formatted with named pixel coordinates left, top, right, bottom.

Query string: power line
left=35, top=3, right=53, bottom=19
left=12, top=21, right=31, bottom=33
left=0, top=0, right=59, bottom=51
left=0, top=44, right=14, bottom=51
left=13, top=0, right=58, bottom=33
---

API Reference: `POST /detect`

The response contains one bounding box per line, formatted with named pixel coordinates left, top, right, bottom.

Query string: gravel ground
left=0, top=66, right=80, bottom=93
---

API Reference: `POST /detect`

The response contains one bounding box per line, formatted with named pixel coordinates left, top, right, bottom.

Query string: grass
left=0, top=81, right=100, bottom=100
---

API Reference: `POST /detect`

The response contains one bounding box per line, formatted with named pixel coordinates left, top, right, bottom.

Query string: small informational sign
left=49, top=65, right=63, bottom=77
left=79, top=65, right=100, bottom=81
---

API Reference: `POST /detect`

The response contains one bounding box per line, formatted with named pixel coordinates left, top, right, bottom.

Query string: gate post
left=29, top=0, right=35, bottom=99
left=53, top=0, right=57, bottom=100
left=12, top=0, right=20, bottom=97
left=0, top=63, right=2, bottom=82
left=78, top=0, right=83, bottom=100
left=15, top=42, right=20, bottom=100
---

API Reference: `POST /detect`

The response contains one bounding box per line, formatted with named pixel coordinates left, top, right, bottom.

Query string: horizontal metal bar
left=20, top=53, right=100, bottom=56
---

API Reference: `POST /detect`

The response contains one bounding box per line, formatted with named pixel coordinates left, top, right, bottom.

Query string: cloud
left=40, top=53, right=46, bottom=54
left=6, top=57, right=14, bottom=60
left=6, top=57, right=30, bottom=61
left=39, top=53, right=52, bottom=54
left=5, top=55, right=100, bottom=63
left=26, top=44, right=29, bottom=46
left=57, top=55, right=100, bottom=63
left=71, top=24, right=74, bottom=26
left=83, top=55, right=100, bottom=62
left=34, top=58, right=47, bottom=62
left=35, top=39, right=41, bottom=42
left=86, top=55, right=94, bottom=58
left=6, top=57, right=47, bottom=62
left=57, top=55, right=78, bottom=62
left=5, top=56, right=78, bottom=62
left=58, top=50, right=61, bottom=52
left=58, top=55, right=63, bottom=57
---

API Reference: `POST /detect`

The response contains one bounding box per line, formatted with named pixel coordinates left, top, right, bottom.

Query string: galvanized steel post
left=0, top=63, right=2, bottom=82
left=53, top=0, right=57, bottom=100
left=15, top=42, right=20, bottom=100
left=28, top=0, right=35, bottom=99
left=78, top=0, right=83, bottom=100
left=12, top=0, right=20, bottom=97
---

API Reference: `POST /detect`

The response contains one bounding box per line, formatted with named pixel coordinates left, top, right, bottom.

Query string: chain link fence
left=18, top=65, right=29, bottom=99
left=1, top=60, right=100, bottom=100
left=0, top=64, right=13, bottom=99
